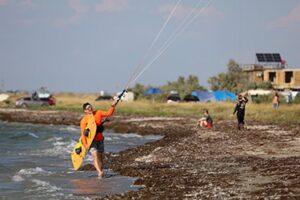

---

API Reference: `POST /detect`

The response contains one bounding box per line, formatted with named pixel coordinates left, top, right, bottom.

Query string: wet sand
left=1, top=108, right=300, bottom=199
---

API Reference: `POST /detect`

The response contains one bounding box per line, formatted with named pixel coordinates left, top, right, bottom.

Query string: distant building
left=241, top=53, right=300, bottom=91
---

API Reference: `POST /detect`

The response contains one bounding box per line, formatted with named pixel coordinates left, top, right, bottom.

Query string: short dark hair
left=82, top=102, right=91, bottom=110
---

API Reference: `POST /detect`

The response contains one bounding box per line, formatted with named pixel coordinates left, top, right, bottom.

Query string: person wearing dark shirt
left=198, top=109, right=213, bottom=128
left=233, top=94, right=248, bottom=130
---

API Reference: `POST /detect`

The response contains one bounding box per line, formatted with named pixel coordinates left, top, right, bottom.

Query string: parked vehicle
left=15, top=96, right=56, bottom=108
left=167, top=94, right=181, bottom=102
left=183, top=94, right=199, bottom=102
left=95, top=95, right=113, bottom=101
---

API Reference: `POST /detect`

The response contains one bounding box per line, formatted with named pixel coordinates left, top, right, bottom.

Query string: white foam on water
left=43, top=141, right=75, bottom=156
left=46, top=136, right=63, bottom=142
left=18, top=138, right=75, bottom=158
left=59, top=126, right=79, bottom=133
left=28, top=132, right=39, bottom=138
left=10, top=131, right=39, bottom=139
left=25, top=179, right=66, bottom=199
left=112, top=136, right=121, bottom=140
left=105, top=137, right=112, bottom=141
left=144, top=135, right=162, bottom=140
left=31, top=138, right=76, bottom=157
left=105, top=133, right=142, bottom=140
left=26, top=179, right=91, bottom=200
left=121, top=133, right=142, bottom=138
left=12, top=174, right=24, bottom=182
left=54, top=136, right=64, bottom=141
left=85, top=154, right=93, bottom=161
left=53, top=141, right=68, bottom=146
left=30, top=179, right=62, bottom=192
left=18, top=167, right=52, bottom=176
left=12, top=167, right=52, bottom=182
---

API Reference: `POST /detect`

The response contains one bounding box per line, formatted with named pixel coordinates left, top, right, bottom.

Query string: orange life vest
left=80, top=106, right=115, bottom=141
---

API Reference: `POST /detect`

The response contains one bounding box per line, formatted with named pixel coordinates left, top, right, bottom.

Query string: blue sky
left=1, top=0, right=300, bottom=93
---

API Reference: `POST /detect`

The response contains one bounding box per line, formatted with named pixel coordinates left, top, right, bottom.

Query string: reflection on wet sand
left=71, top=174, right=140, bottom=197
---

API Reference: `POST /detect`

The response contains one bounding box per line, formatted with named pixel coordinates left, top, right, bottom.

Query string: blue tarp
left=144, top=88, right=162, bottom=95
left=214, top=91, right=236, bottom=101
left=191, top=91, right=216, bottom=102
left=191, top=91, right=236, bottom=102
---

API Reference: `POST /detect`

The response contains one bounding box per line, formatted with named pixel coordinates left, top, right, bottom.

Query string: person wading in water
left=80, top=100, right=117, bottom=177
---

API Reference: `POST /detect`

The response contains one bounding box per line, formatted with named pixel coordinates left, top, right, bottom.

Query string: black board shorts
left=90, top=140, right=104, bottom=153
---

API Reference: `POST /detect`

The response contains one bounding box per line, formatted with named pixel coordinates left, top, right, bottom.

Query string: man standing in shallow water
left=80, top=100, right=117, bottom=177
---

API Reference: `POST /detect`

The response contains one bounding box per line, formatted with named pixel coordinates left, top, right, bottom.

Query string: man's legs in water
left=92, top=150, right=104, bottom=177
left=90, top=140, right=105, bottom=177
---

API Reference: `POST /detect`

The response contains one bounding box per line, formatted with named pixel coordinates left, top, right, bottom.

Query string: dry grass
left=1, top=92, right=300, bottom=124
left=53, top=92, right=99, bottom=111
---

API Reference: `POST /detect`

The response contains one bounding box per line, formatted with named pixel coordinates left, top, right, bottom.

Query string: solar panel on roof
left=256, top=53, right=265, bottom=62
left=273, top=53, right=281, bottom=62
left=256, top=53, right=282, bottom=63
left=265, top=54, right=273, bottom=62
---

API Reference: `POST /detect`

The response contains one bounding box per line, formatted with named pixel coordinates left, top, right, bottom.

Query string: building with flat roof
left=241, top=53, right=300, bottom=91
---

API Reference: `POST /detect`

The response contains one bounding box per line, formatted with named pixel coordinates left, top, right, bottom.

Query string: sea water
left=0, top=121, right=162, bottom=200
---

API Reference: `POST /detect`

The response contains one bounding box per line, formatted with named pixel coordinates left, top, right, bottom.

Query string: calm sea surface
left=0, top=121, right=161, bottom=200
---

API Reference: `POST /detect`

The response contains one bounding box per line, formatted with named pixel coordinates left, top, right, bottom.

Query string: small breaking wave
left=41, top=140, right=75, bottom=157
left=121, top=133, right=143, bottom=138
left=9, top=132, right=39, bottom=139
left=59, top=126, right=79, bottom=133
left=29, top=179, right=62, bottom=193
left=17, top=167, right=51, bottom=176
left=12, top=174, right=24, bottom=182
left=144, top=135, right=163, bottom=140
left=22, top=137, right=76, bottom=157
left=46, top=136, right=63, bottom=142
left=12, top=167, right=52, bottom=182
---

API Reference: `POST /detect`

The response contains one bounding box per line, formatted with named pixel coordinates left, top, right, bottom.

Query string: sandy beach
left=1, top=108, right=299, bottom=199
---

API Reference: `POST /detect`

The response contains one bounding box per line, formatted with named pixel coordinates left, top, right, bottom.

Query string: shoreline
left=1, top=108, right=300, bottom=199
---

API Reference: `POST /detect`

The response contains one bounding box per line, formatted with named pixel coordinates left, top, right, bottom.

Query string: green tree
left=129, top=75, right=206, bottom=100
left=208, top=59, right=247, bottom=93
left=162, top=75, right=206, bottom=97
left=186, top=75, right=205, bottom=94
left=129, top=83, right=146, bottom=100
left=246, top=81, right=273, bottom=90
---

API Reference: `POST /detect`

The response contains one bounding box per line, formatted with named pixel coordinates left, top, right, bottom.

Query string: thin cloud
left=202, top=6, right=223, bottom=18
left=158, top=3, right=223, bottom=19
left=95, top=0, right=128, bottom=13
left=268, top=2, right=300, bottom=29
left=17, top=0, right=37, bottom=7
left=0, top=0, right=37, bottom=7
left=69, top=0, right=89, bottom=14
left=0, top=0, right=9, bottom=6
left=54, top=0, right=89, bottom=26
